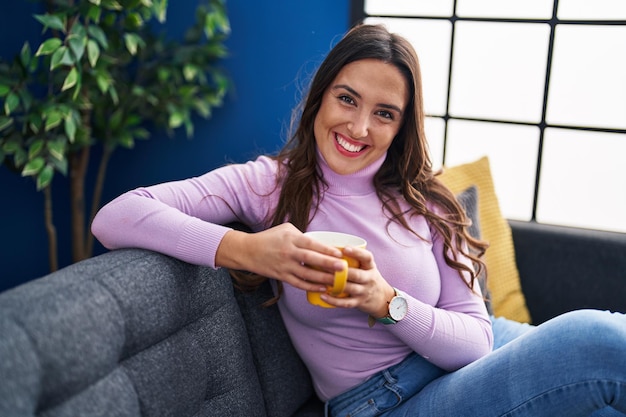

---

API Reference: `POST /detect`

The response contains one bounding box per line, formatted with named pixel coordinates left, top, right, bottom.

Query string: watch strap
left=368, top=287, right=401, bottom=326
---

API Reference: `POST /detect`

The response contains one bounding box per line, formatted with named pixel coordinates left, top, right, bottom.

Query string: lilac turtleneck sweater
left=92, top=152, right=493, bottom=401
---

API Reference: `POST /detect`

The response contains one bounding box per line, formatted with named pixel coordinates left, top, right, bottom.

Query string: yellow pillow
left=438, top=156, right=531, bottom=323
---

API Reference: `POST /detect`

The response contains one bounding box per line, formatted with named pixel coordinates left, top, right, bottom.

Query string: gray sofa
left=1, top=221, right=625, bottom=417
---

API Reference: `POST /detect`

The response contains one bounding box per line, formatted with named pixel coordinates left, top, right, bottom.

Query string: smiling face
left=313, top=58, right=409, bottom=175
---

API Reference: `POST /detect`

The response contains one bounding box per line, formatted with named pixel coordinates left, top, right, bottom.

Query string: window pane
left=365, top=17, right=452, bottom=116
left=445, top=120, right=540, bottom=220
left=456, top=0, right=554, bottom=19
left=449, top=21, right=550, bottom=123
left=558, top=0, right=626, bottom=20
left=425, top=116, right=445, bottom=169
left=546, top=25, right=626, bottom=130
left=537, top=128, right=626, bottom=232
left=365, top=0, right=453, bottom=17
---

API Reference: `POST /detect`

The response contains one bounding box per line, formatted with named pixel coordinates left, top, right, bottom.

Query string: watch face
left=389, top=296, right=408, bottom=321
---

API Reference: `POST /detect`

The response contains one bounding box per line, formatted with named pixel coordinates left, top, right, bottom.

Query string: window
left=354, top=0, right=626, bottom=233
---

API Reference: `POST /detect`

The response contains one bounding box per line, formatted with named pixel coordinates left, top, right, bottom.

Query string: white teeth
left=336, top=135, right=365, bottom=153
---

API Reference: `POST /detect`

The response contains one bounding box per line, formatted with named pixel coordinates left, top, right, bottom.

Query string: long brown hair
left=232, top=23, right=488, bottom=300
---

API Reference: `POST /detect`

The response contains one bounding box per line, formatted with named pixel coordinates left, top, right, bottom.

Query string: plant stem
left=69, top=146, right=89, bottom=262
left=86, top=145, right=112, bottom=256
left=43, top=185, right=58, bottom=272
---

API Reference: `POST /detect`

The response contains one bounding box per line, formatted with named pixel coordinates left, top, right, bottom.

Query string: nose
left=347, top=111, right=369, bottom=139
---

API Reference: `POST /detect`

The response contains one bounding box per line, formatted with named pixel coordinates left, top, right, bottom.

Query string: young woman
left=92, top=24, right=625, bottom=416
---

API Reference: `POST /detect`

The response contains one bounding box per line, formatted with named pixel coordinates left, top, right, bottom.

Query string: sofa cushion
left=439, top=156, right=531, bottom=323
left=235, top=280, right=317, bottom=417
left=0, top=248, right=266, bottom=417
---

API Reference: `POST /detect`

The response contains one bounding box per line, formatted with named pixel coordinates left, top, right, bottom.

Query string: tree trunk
left=43, top=185, right=58, bottom=272
left=69, top=146, right=90, bottom=262
left=86, top=146, right=112, bottom=256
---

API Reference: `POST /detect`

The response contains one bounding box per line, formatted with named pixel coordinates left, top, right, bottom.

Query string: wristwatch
left=376, top=288, right=408, bottom=325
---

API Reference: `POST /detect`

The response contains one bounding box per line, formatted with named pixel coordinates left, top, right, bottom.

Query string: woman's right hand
left=215, top=223, right=348, bottom=292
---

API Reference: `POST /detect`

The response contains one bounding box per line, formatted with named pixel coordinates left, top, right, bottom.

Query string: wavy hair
left=231, top=24, right=488, bottom=302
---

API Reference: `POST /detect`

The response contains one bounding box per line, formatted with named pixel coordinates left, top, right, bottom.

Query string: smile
left=335, top=134, right=367, bottom=153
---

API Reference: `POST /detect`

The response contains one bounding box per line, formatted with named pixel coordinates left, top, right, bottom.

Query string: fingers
left=341, top=246, right=374, bottom=272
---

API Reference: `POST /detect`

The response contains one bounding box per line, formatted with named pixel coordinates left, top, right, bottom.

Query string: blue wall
left=0, top=1, right=351, bottom=292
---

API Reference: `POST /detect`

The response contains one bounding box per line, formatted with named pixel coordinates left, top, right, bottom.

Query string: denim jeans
left=325, top=310, right=626, bottom=417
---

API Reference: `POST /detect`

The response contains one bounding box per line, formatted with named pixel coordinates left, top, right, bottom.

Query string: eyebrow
left=332, top=84, right=404, bottom=115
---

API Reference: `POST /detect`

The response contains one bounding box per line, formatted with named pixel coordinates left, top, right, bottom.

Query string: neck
left=316, top=148, right=386, bottom=196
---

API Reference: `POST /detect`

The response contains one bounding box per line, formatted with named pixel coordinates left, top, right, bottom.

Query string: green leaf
left=118, top=132, right=134, bottom=149
left=184, top=118, right=193, bottom=138
left=153, top=0, right=167, bottom=23
left=86, top=5, right=102, bottom=23
left=131, top=85, right=145, bottom=97
left=102, top=0, right=123, bottom=11
left=168, top=111, right=185, bottom=129
left=0, top=116, right=13, bottom=131
left=69, top=21, right=87, bottom=39
left=18, top=89, right=33, bottom=112
left=44, top=109, right=63, bottom=131
left=37, top=164, right=54, bottom=190
left=87, top=39, right=100, bottom=67
left=68, top=36, right=86, bottom=62
left=96, top=72, right=110, bottom=93
left=64, top=113, right=77, bottom=142
left=50, top=46, right=73, bottom=70
left=2, top=139, right=21, bottom=153
left=109, top=109, right=123, bottom=130
left=193, top=99, right=211, bottom=118
left=20, top=43, right=32, bottom=67
left=183, top=64, right=198, bottom=81
left=133, top=127, right=150, bottom=140
left=35, top=38, right=62, bottom=56
left=14, top=149, right=27, bottom=168
left=124, top=33, right=142, bottom=55
left=21, top=157, right=45, bottom=177
left=4, top=92, right=19, bottom=115
left=108, top=85, right=119, bottom=105
left=0, top=84, right=10, bottom=97
left=28, top=113, right=42, bottom=134
left=87, top=26, right=108, bottom=49
left=62, top=67, right=79, bottom=91
left=50, top=156, right=68, bottom=176
left=158, top=67, right=170, bottom=82
left=47, top=140, right=66, bottom=161
left=34, top=14, right=66, bottom=33
left=125, top=12, right=143, bottom=29
left=89, top=0, right=101, bottom=5
left=29, top=139, right=44, bottom=159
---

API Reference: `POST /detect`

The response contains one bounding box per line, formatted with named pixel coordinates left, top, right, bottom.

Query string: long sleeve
left=92, top=156, right=280, bottom=267
left=387, top=230, right=493, bottom=371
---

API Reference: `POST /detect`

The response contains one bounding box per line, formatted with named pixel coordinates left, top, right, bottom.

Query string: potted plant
left=0, top=0, right=231, bottom=271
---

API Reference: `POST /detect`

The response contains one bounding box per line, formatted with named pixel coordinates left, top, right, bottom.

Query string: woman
left=92, top=24, right=625, bottom=416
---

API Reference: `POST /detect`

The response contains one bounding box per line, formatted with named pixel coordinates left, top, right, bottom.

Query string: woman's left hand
left=320, top=246, right=396, bottom=318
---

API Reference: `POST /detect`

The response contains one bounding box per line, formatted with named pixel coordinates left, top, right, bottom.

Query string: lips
left=335, top=133, right=367, bottom=154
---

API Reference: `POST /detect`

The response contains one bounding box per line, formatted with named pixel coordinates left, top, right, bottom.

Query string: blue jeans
left=325, top=310, right=626, bottom=417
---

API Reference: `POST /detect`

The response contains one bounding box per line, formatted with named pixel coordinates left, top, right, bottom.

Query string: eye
left=376, top=110, right=394, bottom=120
left=338, top=94, right=355, bottom=105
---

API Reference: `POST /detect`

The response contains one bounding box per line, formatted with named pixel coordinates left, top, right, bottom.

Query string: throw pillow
left=439, top=156, right=531, bottom=323
left=456, top=185, right=492, bottom=315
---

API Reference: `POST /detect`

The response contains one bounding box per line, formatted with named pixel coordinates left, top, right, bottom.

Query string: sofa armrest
left=0, top=248, right=266, bottom=416
left=509, top=220, right=626, bottom=324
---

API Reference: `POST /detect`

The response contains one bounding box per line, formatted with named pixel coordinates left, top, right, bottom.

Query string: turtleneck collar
left=316, top=147, right=386, bottom=196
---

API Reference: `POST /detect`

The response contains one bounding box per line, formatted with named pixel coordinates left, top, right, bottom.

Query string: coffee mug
left=304, top=231, right=367, bottom=308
